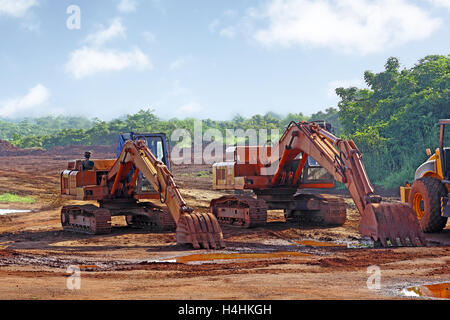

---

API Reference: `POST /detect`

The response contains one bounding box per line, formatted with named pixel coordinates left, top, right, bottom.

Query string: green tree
left=337, top=54, right=450, bottom=188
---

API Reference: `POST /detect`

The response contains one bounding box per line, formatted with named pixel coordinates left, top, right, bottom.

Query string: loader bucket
left=176, top=212, right=225, bottom=249
left=359, top=202, right=426, bottom=247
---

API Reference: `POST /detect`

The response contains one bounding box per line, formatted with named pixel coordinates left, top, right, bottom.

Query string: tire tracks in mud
left=2, top=245, right=449, bottom=280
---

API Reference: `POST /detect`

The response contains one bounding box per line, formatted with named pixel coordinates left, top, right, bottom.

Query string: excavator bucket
left=176, top=212, right=226, bottom=249
left=359, top=203, right=426, bottom=247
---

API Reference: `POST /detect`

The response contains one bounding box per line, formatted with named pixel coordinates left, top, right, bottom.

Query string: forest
left=337, top=55, right=449, bottom=188
left=1, top=54, right=448, bottom=188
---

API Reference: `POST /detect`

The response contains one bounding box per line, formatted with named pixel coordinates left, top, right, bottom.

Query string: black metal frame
left=439, top=120, right=450, bottom=182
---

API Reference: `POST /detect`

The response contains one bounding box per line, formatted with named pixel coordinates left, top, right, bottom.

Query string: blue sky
left=0, top=0, right=449, bottom=121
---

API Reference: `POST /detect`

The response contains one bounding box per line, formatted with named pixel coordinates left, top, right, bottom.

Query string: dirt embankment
left=0, top=140, right=45, bottom=157
left=0, top=140, right=116, bottom=158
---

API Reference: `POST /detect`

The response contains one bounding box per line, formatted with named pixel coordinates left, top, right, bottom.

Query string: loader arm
left=270, top=121, right=425, bottom=246
left=108, top=140, right=225, bottom=249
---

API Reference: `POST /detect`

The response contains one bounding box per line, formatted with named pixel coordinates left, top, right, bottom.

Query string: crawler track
left=210, top=195, right=268, bottom=228
left=126, top=208, right=176, bottom=231
left=61, top=205, right=111, bottom=235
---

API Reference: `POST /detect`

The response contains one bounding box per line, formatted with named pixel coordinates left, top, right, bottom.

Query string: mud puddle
left=0, top=209, right=31, bottom=216
left=156, top=251, right=312, bottom=265
left=294, top=238, right=378, bottom=249
left=0, top=249, right=310, bottom=270
left=0, top=250, right=124, bottom=270
left=403, top=283, right=450, bottom=299
left=296, top=240, right=347, bottom=248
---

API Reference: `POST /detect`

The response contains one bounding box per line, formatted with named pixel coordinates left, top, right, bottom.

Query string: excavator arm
left=108, top=140, right=225, bottom=249
left=271, top=121, right=425, bottom=246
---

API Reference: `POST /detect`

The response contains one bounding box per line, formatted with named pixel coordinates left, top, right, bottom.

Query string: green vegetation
left=0, top=116, right=93, bottom=142
left=336, top=54, right=450, bottom=188
left=0, top=193, right=36, bottom=204
left=195, top=171, right=212, bottom=178
left=3, top=109, right=339, bottom=149
left=2, top=54, right=448, bottom=190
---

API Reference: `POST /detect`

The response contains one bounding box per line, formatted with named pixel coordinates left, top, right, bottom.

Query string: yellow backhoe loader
left=401, top=119, right=450, bottom=232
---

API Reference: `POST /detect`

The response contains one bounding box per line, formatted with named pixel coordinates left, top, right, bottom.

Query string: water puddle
left=403, top=283, right=450, bottom=299
left=0, top=209, right=31, bottom=216
left=79, top=265, right=101, bottom=271
left=346, top=239, right=375, bottom=249
left=296, top=240, right=346, bottom=247
left=152, top=251, right=311, bottom=265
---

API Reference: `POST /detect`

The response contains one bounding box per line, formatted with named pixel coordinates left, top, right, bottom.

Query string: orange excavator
left=60, top=133, right=225, bottom=250
left=211, top=121, right=426, bottom=247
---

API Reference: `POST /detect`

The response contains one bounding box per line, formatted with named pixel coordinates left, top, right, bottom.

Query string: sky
left=0, top=0, right=449, bottom=121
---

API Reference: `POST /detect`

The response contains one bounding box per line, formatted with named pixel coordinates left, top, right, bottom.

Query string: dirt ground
left=0, top=146, right=449, bottom=300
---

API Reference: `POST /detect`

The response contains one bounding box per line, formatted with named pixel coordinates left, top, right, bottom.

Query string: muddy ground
left=0, top=146, right=449, bottom=300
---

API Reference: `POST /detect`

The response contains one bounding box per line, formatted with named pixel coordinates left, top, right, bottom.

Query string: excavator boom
left=110, top=140, right=225, bottom=249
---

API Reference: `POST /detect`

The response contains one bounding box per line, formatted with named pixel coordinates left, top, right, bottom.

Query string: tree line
left=336, top=54, right=449, bottom=188
left=2, top=54, right=448, bottom=188
left=3, top=109, right=340, bottom=150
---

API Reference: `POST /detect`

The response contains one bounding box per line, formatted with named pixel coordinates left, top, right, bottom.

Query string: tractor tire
left=409, top=177, right=448, bottom=233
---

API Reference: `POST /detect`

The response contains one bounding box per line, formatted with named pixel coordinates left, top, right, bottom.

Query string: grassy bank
left=0, top=193, right=36, bottom=204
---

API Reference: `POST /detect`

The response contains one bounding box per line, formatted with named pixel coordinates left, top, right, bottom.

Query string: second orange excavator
left=211, top=121, right=426, bottom=247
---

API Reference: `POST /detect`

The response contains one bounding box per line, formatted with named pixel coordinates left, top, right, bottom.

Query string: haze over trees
left=1, top=109, right=337, bottom=149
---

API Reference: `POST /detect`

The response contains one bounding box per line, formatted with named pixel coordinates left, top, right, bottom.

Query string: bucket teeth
left=359, top=202, right=426, bottom=247
left=176, top=212, right=225, bottom=250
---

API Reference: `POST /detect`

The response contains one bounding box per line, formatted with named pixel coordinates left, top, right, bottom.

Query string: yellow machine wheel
left=412, top=192, right=425, bottom=219
left=409, top=177, right=447, bottom=233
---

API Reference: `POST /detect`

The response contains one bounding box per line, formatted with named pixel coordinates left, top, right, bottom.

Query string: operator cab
left=117, top=132, right=171, bottom=195
left=300, top=156, right=334, bottom=185
left=294, top=120, right=335, bottom=188
left=117, top=132, right=170, bottom=169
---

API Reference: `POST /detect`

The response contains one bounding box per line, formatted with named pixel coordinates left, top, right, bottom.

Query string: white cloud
left=250, top=0, right=443, bottom=54
left=219, top=27, right=236, bottom=39
left=428, top=0, right=450, bottom=10
left=327, top=79, right=365, bottom=98
left=21, top=19, right=39, bottom=31
left=177, top=101, right=202, bottom=115
left=208, top=19, right=220, bottom=33
left=0, top=0, right=37, bottom=17
left=142, top=31, right=156, bottom=43
left=170, top=80, right=189, bottom=97
left=85, top=18, right=126, bottom=46
left=117, top=0, right=137, bottom=13
left=0, top=84, right=49, bottom=117
left=67, top=17, right=152, bottom=79
left=169, top=57, right=189, bottom=71
left=209, top=9, right=244, bottom=38
left=169, top=58, right=185, bottom=71
left=224, top=9, right=238, bottom=17
left=65, top=47, right=152, bottom=79
left=169, top=55, right=193, bottom=71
